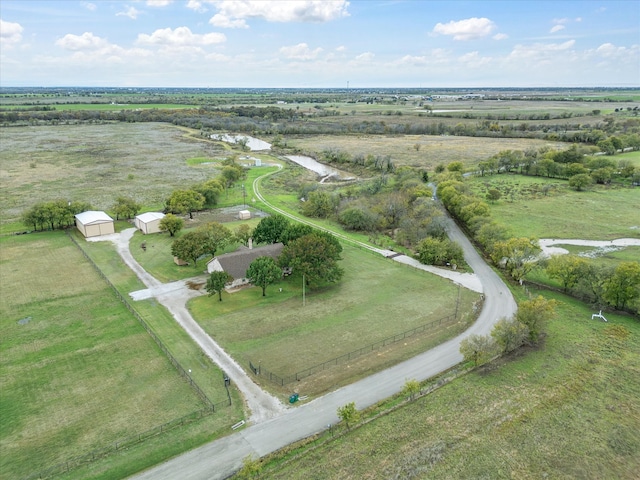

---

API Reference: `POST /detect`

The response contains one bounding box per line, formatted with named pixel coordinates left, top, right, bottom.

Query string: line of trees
left=477, top=145, right=639, bottom=187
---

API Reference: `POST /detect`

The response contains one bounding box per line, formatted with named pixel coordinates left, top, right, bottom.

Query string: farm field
left=285, top=134, right=566, bottom=169
left=258, top=289, right=640, bottom=480
left=189, top=245, right=480, bottom=399
left=467, top=174, right=640, bottom=240
left=0, top=231, right=217, bottom=479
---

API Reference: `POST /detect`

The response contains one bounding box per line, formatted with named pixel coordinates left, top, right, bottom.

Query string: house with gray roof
left=206, top=242, right=285, bottom=289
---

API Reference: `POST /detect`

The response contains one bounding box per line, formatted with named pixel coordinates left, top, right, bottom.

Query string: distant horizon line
left=1, top=85, right=639, bottom=91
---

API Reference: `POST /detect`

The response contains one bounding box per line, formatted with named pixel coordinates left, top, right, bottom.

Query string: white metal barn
left=75, top=211, right=115, bottom=238
left=135, top=212, right=165, bottom=234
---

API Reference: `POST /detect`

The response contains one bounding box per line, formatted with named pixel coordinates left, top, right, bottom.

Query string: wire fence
left=23, top=406, right=225, bottom=480
left=66, top=231, right=218, bottom=409
left=250, top=312, right=457, bottom=386
left=27, top=232, right=236, bottom=480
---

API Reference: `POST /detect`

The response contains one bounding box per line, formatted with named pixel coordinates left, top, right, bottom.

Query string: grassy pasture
left=189, top=245, right=480, bottom=399
left=0, top=232, right=209, bottom=479
left=258, top=289, right=640, bottom=479
left=0, top=123, right=229, bottom=228
left=467, top=174, right=640, bottom=240
left=284, top=134, right=566, bottom=169
left=616, top=150, right=640, bottom=167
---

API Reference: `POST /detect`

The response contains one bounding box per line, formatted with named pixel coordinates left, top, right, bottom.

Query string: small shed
left=238, top=210, right=251, bottom=220
left=75, top=211, right=115, bottom=238
left=174, top=256, right=188, bottom=266
left=135, top=212, right=165, bottom=234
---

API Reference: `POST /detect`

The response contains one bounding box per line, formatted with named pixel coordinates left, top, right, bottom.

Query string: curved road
left=127, top=165, right=516, bottom=479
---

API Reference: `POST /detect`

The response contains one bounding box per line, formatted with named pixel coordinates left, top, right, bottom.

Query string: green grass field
left=468, top=174, right=640, bottom=240
left=257, top=289, right=640, bottom=479
left=0, top=232, right=211, bottom=479
left=189, top=245, right=480, bottom=399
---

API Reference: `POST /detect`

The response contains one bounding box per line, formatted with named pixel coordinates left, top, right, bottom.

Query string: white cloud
left=55, top=32, right=109, bottom=51
left=588, top=42, right=640, bottom=64
left=279, top=42, right=323, bottom=60
left=493, top=33, right=508, bottom=40
left=146, top=0, right=173, bottom=6
left=209, top=13, right=248, bottom=28
left=0, top=19, right=24, bottom=46
left=395, top=54, right=429, bottom=66
left=552, top=17, right=569, bottom=25
left=81, top=2, right=97, bottom=11
left=550, top=25, right=565, bottom=33
left=508, top=40, right=576, bottom=61
left=458, top=51, right=492, bottom=68
left=432, top=17, right=496, bottom=41
left=136, top=27, right=226, bottom=46
left=187, top=1, right=207, bottom=13
left=352, top=51, right=374, bottom=63
left=335, top=45, right=346, bottom=52
left=206, top=0, right=350, bottom=28
left=116, top=6, right=141, bottom=20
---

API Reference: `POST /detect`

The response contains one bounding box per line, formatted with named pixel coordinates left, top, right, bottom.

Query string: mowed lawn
left=468, top=174, right=640, bottom=240
left=190, top=245, right=480, bottom=398
left=260, top=291, right=640, bottom=479
left=0, top=232, right=205, bottom=478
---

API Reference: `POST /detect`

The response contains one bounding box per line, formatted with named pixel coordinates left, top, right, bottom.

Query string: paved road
left=127, top=168, right=517, bottom=479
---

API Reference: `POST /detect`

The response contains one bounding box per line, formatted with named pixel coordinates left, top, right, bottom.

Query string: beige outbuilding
left=75, top=211, right=115, bottom=238
left=135, top=212, right=165, bottom=234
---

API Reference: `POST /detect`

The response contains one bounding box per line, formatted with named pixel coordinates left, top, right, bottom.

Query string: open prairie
left=467, top=174, right=640, bottom=240
left=0, top=123, right=227, bottom=226
left=285, top=134, right=566, bottom=169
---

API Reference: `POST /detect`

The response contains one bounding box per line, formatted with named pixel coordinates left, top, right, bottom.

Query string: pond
left=285, top=155, right=353, bottom=180
left=211, top=133, right=272, bottom=151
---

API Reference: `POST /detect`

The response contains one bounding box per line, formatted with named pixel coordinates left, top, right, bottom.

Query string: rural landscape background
left=1, top=85, right=639, bottom=479
left=1, top=0, right=639, bottom=479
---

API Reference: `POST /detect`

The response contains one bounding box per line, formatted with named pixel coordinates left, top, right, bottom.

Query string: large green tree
left=234, top=223, right=253, bottom=246
left=516, top=296, right=558, bottom=344
left=206, top=271, right=232, bottom=301
left=166, top=189, right=205, bottom=219
left=278, top=232, right=344, bottom=287
left=198, top=222, right=233, bottom=258
left=171, top=231, right=208, bottom=268
left=491, top=317, right=529, bottom=354
left=252, top=214, right=290, bottom=244
left=301, top=190, right=337, bottom=218
left=112, top=196, right=141, bottom=220
left=491, top=237, right=541, bottom=282
left=545, top=254, right=588, bottom=292
left=158, top=213, right=184, bottom=237
left=602, top=261, right=640, bottom=311
left=459, top=334, right=497, bottom=367
left=246, top=256, right=283, bottom=296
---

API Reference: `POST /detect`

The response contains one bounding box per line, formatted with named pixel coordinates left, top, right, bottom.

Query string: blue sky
left=1, top=0, right=638, bottom=88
